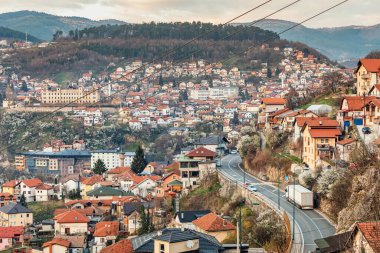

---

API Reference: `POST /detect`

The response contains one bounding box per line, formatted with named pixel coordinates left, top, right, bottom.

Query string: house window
left=160, top=244, right=165, bottom=253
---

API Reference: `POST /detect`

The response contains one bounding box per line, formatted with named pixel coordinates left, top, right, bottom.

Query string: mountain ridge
left=247, top=19, right=380, bottom=61
left=0, top=10, right=127, bottom=41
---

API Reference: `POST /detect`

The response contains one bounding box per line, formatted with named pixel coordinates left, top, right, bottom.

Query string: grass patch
left=28, top=200, right=65, bottom=223
left=54, top=71, right=77, bottom=85
left=300, top=95, right=338, bottom=109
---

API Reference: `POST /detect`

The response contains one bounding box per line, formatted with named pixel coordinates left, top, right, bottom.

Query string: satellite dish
left=186, top=240, right=194, bottom=249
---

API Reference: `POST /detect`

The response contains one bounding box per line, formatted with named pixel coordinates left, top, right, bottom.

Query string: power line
left=0, top=0, right=275, bottom=142
left=1, top=1, right=348, bottom=156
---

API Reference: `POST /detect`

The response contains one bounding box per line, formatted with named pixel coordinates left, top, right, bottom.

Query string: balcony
left=317, top=144, right=333, bottom=151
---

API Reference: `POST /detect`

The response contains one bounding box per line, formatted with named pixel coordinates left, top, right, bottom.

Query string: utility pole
left=277, top=168, right=281, bottom=210
left=292, top=170, right=296, bottom=241
left=236, top=220, right=239, bottom=253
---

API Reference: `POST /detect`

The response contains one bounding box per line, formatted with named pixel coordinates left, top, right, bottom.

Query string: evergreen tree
left=20, top=193, right=27, bottom=207
left=138, top=205, right=154, bottom=235
left=244, top=90, right=251, bottom=100
left=131, top=146, right=148, bottom=174
left=238, top=88, right=245, bottom=100
left=158, top=75, right=164, bottom=86
left=267, top=68, right=272, bottom=78
left=93, top=159, right=107, bottom=175
left=232, top=111, right=240, bottom=126
left=21, top=81, right=28, bottom=92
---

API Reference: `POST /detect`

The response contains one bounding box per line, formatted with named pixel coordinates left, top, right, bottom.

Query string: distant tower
left=119, top=153, right=125, bottom=167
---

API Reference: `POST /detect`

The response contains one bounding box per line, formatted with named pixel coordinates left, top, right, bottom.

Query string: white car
left=248, top=185, right=257, bottom=192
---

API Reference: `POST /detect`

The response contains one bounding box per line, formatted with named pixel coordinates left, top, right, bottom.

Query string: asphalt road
left=219, top=154, right=336, bottom=253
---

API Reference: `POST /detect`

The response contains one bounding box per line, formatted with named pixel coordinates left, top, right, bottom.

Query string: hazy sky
left=0, top=0, right=378, bottom=28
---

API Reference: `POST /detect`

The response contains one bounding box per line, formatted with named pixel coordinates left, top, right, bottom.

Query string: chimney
left=319, top=120, right=322, bottom=125
left=119, top=153, right=125, bottom=167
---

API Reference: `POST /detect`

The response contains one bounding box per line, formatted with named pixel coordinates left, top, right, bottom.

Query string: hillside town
left=0, top=43, right=379, bottom=253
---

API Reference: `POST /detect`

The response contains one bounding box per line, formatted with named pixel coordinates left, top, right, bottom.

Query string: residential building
left=93, top=221, right=119, bottom=253
left=350, top=221, right=380, bottom=253
left=336, top=139, right=356, bottom=162
left=355, top=59, right=380, bottom=96
left=54, top=209, right=89, bottom=235
left=174, top=210, right=210, bottom=229
left=0, top=203, right=33, bottom=227
left=192, top=212, right=235, bottom=242
left=0, top=226, right=24, bottom=251
left=2, top=180, right=20, bottom=195
left=35, top=183, right=54, bottom=202
left=18, top=178, right=43, bottom=202
left=363, top=98, right=380, bottom=126
left=91, top=150, right=123, bottom=170
left=41, top=87, right=100, bottom=104
left=80, top=175, right=104, bottom=199
left=100, top=239, right=134, bottom=253
left=337, top=96, right=374, bottom=128
left=86, top=186, right=133, bottom=200
left=42, top=235, right=86, bottom=253
left=18, top=150, right=91, bottom=175
left=302, top=118, right=342, bottom=170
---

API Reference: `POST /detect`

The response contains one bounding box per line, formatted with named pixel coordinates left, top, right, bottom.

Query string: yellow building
left=302, top=118, right=341, bottom=170
left=355, top=59, right=380, bottom=96
left=2, top=180, right=20, bottom=195
left=15, top=155, right=26, bottom=171
left=41, top=87, right=100, bottom=104
left=0, top=202, right=33, bottom=227
left=80, top=175, right=103, bottom=199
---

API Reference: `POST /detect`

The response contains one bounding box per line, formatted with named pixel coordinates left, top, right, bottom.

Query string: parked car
left=362, top=127, right=371, bottom=134
left=248, top=185, right=257, bottom=192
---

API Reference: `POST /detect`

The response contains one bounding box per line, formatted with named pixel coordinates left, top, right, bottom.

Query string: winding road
left=219, top=154, right=336, bottom=253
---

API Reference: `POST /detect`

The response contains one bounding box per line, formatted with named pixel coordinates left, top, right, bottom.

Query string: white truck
left=285, top=184, right=314, bottom=209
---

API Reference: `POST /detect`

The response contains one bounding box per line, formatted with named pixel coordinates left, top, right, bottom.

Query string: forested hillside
left=0, top=26, right=40, bottom=43
left=2, top=22, right=330, bottom=79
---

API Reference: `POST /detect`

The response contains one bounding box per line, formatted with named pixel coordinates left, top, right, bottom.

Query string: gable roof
left=2, top=180, right=19, bottom=188
left=94, top=221, right=119, bottom=237
left=87, top=186, right=133, bottom=197
left=81, top=175, right=103, bottom=186
left=356, top=59, right=380, bottom=73
left=132, top=228, right=223, bottom=252
left=55, top=235, right=86, bottom=248
left=42, top=238, right=70, bottom=248
left=185, top=147, right=216, bottom=158
left=54, top=209, right=89, bottom=224
left=101, top=239, right=134, bottom=253
left=175, top=210, right=210, bottom=223
left=314, top=231, right=351, bottom=253
left=22, top=178, right=43, bottom=188
left=108, top=166, right=134, bottom=175
left=343, top=96, right=376, bottom=111
left=194, top=135, right=221, bottom=145
left=0, top=226, right=23, bottom=238
left=0, top=202, right=32, bottom=214
left=261, top=97, right=286, bottom=105
left=308, top=129, right=342, bottom=138
left=123, top=202, right=154, bottom=216
left=192, top=213, right=235, bottom=232
left=355, top=221, right=380, bottom=252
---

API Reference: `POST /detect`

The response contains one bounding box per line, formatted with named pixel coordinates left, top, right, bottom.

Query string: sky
left=0, top=0, right=378, bottom=28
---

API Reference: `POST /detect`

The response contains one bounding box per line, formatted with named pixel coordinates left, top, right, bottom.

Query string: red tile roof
left=36, top=184, right=53, bottom=190
left=101, top=239, right=134, bottom=253
left=343, top=96, right=376, bottom=111
left=22, top=178, right=43, bottom=188
left=261, top=97, right=286, bottom=105
left=2, top=180, right=19, bottom=188
left=356, top=222, right=380, bottom=252
left=81, top=175, right=103, bottom=186
left=357, top=59, right=380, bottom=73
left=185, top=147, right=216, bottom=158
left=309, top=129, right=342, bottom=138
left=0, top=226, right=23, bottom=238
left=192, top=213, right=235, bottom=232
left=93, top=221, right=119, bottom=237
left=108, top=167, right=133, bottom=175
left=54, top=209, right=89, bottom=224
left=306, top=118, right=339, bottom=128
left=42, top=238, right=70, bottom=248
left=336, top=138, right=355, bottom=145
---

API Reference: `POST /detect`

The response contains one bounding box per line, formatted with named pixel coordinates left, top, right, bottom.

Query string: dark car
left=362, top=127, right=371, bottom=134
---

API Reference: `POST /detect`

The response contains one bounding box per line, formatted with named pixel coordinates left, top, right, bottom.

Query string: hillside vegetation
left=0, top=26, right=41, bottom=43
left=3, top=22, right=330, bottom=79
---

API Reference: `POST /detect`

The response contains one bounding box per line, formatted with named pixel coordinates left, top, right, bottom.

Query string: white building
left=91, top=150, right=122, bottom=170
left=124, top=152, right=136, bottom=167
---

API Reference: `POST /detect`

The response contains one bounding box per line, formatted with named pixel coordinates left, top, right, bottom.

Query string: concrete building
left=41, top=87, right=100, bottom=104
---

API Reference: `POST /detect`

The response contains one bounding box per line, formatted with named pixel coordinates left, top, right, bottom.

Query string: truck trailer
left=285, top=184, right=313, bottom=209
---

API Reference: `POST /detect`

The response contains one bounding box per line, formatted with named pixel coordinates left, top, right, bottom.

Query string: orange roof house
left=100, top=239, right=134, bottom=253
left=54, top=209, right=89, bottom=235
left=192, top=213, right=235, bottom=242
left=350, top=221, right=380, bottom=252
left=93, top=221, right=119, bottom=237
